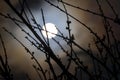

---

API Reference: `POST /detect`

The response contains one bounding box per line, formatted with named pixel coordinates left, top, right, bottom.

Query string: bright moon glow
left=42, top=23, right=58, bottom=39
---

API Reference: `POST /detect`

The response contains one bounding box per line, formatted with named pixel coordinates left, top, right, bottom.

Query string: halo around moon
left=42, top=23, right=58, bottom=39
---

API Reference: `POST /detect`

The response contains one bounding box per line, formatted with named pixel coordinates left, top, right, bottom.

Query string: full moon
left=42, top=23, right=58, bottom=39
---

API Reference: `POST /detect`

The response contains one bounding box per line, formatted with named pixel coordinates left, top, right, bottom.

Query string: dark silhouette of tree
left=0, top=0, right=120, bottom=80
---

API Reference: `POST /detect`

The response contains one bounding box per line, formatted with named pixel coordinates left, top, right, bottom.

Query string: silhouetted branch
left=1, top=0, right=120, bottom=80
left=58, top=0, right=120, bottom=25
left=0, top=34, right=13, bottom=80
left=2, top=28, right=47, bottom=80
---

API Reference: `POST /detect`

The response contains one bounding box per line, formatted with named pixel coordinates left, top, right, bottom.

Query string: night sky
left=0, top=0, right=120, bottom=80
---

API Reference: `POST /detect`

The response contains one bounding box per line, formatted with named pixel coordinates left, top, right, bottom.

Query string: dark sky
left=0, top=0, right=120, bottom=80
